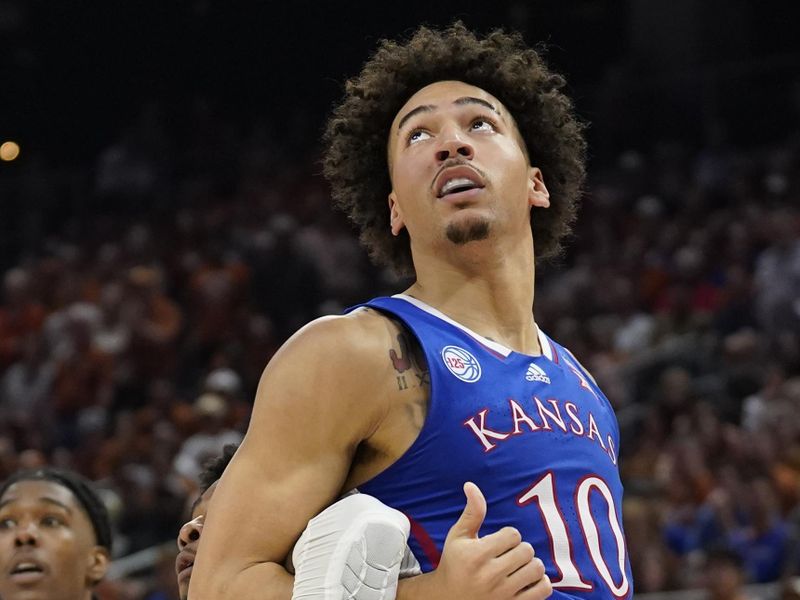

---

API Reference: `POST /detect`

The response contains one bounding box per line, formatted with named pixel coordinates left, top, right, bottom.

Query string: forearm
left=189, top=562, right=294, bottom=600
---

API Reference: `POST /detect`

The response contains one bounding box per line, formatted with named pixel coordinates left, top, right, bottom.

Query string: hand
left=429, top=482, right=552, bottom=599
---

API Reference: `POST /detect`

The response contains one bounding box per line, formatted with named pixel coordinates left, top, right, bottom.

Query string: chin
left=445, top=218, right=491, bottom=245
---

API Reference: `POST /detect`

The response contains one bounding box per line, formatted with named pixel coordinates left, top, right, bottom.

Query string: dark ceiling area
left=1, top=0, right=799, bottom=166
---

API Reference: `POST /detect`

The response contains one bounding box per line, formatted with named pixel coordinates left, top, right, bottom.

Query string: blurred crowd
left=536, top=137, right=800, bottom=593
left=0, top=100, right=799, bottom=597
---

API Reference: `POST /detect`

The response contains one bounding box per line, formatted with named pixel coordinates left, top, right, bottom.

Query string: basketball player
left=191, top=23, right=632, bottom=599
left=176, top=445, right=240, bottom=600
left=0, top=467, right=112, bottom=600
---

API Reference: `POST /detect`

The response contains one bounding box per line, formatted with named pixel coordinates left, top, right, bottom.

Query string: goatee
left=446, top=219, right=491, bottom=245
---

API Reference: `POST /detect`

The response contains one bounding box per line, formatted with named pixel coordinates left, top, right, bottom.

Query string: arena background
left=1, top=1, right=799, bottom=598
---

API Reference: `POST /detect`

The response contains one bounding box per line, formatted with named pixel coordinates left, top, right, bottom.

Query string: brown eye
left=471, top=119, right=495, bottom=132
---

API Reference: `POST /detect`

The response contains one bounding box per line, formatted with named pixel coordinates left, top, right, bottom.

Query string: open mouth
left=438, top=178, right=483, bottom=197
left=434, top=166, right=486, bottom=199
left=9, top=561, right=45, bottom=584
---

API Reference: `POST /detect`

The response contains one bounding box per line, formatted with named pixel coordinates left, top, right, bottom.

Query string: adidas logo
left=525, top=363, right=551, bottom=384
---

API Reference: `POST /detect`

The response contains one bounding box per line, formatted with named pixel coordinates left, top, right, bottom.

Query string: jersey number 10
left=518, top=472, right=630, bottom=597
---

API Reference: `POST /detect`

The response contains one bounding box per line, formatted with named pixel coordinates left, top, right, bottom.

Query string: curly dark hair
left=198, top=443, right=238, bottom=493
left=323, top=22, right=587, bottom=277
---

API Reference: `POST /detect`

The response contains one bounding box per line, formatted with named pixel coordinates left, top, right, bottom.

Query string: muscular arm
left=188, top=310, right=550, bottom=600
left=188, top=313, right=390, bottom=599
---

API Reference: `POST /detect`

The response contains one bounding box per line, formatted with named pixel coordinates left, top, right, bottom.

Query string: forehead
left=392, top=80, right=506, bottom=129
left=191, top=481, right=218, bottom=519
left=0, top=480, right=80, bottom=511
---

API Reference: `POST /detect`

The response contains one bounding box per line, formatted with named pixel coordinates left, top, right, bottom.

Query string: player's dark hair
left=323, top=22, right=587, bottom=276
left=0, top=467, right=112, bottom=552
left=198, top=443, right=238, bottom=492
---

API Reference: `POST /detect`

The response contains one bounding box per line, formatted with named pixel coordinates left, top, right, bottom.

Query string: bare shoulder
left=269, top=307, right=401, bottom=371
left=296, top=306, right=429, bottom=382
left=249, top=308, right=406, bottom=438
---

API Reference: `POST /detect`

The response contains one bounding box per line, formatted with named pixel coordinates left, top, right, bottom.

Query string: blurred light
left=0, top=141, right=20, bottom=161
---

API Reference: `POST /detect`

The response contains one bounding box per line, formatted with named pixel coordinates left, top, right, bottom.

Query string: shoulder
left=251, top=308, right=410, bottom=435
left=273, top=307, right=403, bottom=366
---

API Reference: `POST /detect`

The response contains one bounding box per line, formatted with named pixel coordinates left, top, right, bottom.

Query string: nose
left=177, top=516, right=203, bottom=550
left=435, top=126, right=474, bottom=162
left=14, top=522, right=38, bottom=547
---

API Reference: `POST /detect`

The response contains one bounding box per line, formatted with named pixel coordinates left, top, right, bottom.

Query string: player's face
left=176, top=481, right=217, bottom=600
left=387, top=80, right=549, bottom=253
left=0, top=480, right=108, bottom=600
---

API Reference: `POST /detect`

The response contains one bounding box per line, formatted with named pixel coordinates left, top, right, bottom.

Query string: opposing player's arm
left=187, top=313, right=390, bottom=600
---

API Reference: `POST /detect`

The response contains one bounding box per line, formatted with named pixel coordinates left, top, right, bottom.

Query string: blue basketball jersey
left=353, top=295, right=633, bottom=599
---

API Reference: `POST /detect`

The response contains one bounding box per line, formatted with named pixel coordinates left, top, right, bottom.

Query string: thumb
left=448, top=481, right=487, bottom=540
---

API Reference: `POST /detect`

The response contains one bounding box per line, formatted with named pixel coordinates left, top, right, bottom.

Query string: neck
left=407, top=234, right=539, bottom=355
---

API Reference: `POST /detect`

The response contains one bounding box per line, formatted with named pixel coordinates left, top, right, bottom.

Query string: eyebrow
left=0, top=497, right=73, bottom=514
left=190, top=494, right=203, bottom=515
left=454, top=96, right=499, bottom=114
left=40, top=497, right=73, bottom=514
left=396, top=96, right=501, bottom=132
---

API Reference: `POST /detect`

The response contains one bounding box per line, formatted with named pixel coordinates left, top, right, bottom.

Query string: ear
left=86, top=546, right=110, bottom=586
left=528, top=167, right=550, bottom=208
left=388, top=191, right=406, bottom=236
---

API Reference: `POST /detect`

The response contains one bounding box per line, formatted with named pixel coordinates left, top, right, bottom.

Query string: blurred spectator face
left=193, top=393, right=228, bottom=433
left=767, top=209, right=797, bottom=249
left=3, top=268, right=30, bottom=308
left=16, top=451, right=46, bottom=471
left=0, top=479, right=109, bottom=600
left=705, top=551, right=746, bottom=600
left=67, top=316, right=94, bottom=354
left=127, top=266, right=161, bottom=302
left=749, top=477, right=779, bottom=530
left=175, top=480, right=218, bottom=600
left=660, top=366, right=692, bottom=410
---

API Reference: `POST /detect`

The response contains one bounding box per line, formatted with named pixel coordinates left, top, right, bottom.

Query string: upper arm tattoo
left=389, top=331, right=429, bottom=392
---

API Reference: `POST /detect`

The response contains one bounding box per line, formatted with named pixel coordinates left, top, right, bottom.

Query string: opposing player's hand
left=431, top=482, right=552, bottom=599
